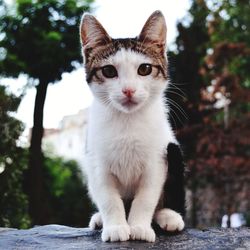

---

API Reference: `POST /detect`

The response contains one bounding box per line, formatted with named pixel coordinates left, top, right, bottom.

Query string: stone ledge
left=0, top=225, right=249, bottom=249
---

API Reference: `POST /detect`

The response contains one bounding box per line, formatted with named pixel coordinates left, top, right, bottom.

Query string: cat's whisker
left=169, top=99, right=188, bottom=121
left=166, top=98, right=188, bottom=121
left=166, top=90, right=186, bottom=100
left=167, top=108, right=178, bottom=130
left=167, top=101, right=185, bottom=126
left=168, top=85, right=187, bottom=98
left=169, top=82, right=189, bottom=86
left=102, top=97, right=113, bottom=107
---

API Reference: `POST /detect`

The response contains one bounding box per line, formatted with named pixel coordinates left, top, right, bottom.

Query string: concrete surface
left=0, top=224, right=250, bottom=249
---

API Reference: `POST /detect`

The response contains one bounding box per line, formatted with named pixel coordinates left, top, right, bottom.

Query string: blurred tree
left=0, top=84, right=31, bottom=228
left=196, top=0, right=250, bottom=227
left=170, top=0, right=250, bottom=227
left=0, top=85, right=94, bottom=227
left=202, top=0, right=250, bottom=111
left=0, top=0, right=93, bottom=225
left=43, top=156, right=94, bottom=226
left=167, top=0, right=210, bottom=226
left=167, top=0, right=210, bottom=130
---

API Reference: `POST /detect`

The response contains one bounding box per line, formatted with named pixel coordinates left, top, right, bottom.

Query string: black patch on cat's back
left=163, top=143, right=186, bottom=217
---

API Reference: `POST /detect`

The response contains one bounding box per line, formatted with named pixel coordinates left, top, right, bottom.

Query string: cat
left=80, top=10, right=185, bottom=242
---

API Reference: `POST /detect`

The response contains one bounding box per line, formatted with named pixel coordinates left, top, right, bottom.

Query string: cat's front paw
left=101, top=224, right=130, bottom=242
left=130, top=225, right=156, bottom=242
left=89, top=212, right=103, bottom=230
left=154, top=208, right=185, bottom=232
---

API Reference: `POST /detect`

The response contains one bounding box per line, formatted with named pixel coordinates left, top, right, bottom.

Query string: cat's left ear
left=138, top=10, right=167, bottom=48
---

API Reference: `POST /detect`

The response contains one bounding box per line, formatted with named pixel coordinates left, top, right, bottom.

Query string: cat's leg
left=89, top=212, right=103, bottom=229
left=154, top=142, right=185, bottom=232
left=128, top=159, right=166, bottom=242
left=154, top=208, right=185, bottom=231
left=88, top=173, right=130, bottom=242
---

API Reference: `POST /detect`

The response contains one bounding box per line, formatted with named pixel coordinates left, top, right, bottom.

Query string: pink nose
left=122, top=88, right=136, bottom=98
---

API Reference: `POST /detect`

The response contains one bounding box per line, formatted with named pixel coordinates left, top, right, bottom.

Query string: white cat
left=80, top=10, right=185, bottom=242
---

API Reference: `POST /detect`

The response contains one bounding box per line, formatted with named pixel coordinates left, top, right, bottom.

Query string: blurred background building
left=42, top=109, right=88, bottom=171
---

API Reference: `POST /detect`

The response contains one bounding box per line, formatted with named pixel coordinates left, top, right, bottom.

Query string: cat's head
left=80, top=11, right=168, bottom=113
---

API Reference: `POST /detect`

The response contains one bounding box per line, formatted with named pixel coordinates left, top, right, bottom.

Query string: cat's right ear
left=80, top=13, right=111, bottom=51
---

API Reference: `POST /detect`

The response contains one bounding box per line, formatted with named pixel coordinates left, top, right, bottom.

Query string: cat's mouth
left=121, top=98, right=138, bottom=108
left=111, top=96, right=143, bottom=113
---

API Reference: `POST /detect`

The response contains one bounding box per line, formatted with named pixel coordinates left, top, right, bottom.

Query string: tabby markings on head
left=80, top=11, right=168, bottom=84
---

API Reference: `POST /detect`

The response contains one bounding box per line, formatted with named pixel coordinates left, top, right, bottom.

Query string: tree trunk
left=25, top=80, right=49, bottom=225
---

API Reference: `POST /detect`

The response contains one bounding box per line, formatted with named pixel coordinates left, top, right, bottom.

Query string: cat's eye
left=101, top=65, right=118, bottom=78
left=138, top=64, right=152, bottom=76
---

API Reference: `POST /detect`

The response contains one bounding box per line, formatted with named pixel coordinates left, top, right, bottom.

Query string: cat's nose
left=122, top=88, right=136, bottom=98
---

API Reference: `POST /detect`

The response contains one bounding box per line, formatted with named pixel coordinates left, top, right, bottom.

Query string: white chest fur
left=86, top=99, right=176, bottom=198
left=104, top=129, right=150, bottom=195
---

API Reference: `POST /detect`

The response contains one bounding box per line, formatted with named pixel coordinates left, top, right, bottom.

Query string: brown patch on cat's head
left=80, top=11, right=168, bottom=83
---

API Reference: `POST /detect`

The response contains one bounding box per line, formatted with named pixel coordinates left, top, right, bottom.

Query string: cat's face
left=80, top=11, right=168, bottom=113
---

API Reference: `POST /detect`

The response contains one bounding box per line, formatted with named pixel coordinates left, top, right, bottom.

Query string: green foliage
left=0, top=86, right=23, bottom=151
left=203, top=0, right=250, bottom=118
left=43, top=156, right=94, bottom=227
left=0, top=0, right=93, bottom=82
left=0, top=83, right=93, bottom=228
left=0, top=84, right=94, bottom=228
left=0, top=148, right=30, bottom=229
left=214, top=0, right=250, bottom=88
left=0, top=84, right=30, bottom=228
left=0, top=0, right=94, bottom=225
left=208, top=0, right=250, bottom=44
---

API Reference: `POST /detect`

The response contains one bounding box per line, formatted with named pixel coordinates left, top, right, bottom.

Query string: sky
left=5, top=0, right=191, bottom=129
